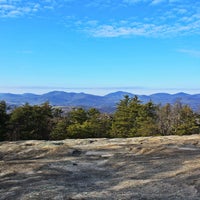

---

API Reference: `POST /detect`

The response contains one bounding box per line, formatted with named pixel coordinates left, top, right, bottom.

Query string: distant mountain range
left=1, top=91, right=200, bottom=112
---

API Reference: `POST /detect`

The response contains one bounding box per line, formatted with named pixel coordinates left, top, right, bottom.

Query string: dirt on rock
left=1, top=135, right=200, bottom=199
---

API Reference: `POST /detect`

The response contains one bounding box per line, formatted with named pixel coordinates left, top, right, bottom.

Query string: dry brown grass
left=1, top=135, right=200, bottom=199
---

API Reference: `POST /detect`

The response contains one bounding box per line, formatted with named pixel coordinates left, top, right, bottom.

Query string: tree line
left=0, top=95, right=200, bottom=141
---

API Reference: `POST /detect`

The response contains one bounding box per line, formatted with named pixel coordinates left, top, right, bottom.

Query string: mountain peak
left=1, top=91, right=200, bottom=112
left=173, top=92, right=189, bottom=96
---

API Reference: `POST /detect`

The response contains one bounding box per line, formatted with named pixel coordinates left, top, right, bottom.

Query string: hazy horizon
left=1, top=86, right=200, bottom=96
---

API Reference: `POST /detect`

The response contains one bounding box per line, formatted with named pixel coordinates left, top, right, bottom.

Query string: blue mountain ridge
left=0, top=91, right=200, bottom=112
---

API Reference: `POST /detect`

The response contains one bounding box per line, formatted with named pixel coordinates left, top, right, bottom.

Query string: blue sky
left=0, top=0, right=200, bottom=95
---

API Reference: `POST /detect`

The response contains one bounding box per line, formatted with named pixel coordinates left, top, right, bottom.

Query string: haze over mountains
left=0, top=91, right=200, bottom=112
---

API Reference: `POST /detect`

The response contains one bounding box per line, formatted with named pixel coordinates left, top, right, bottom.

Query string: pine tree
left=0, top=101, right=9, bottom=141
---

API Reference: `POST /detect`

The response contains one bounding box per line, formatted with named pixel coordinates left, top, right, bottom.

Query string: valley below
left=1, top=135, right=200, bottom=199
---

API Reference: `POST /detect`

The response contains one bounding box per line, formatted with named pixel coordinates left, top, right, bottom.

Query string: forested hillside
left=0, top=95, right=200, bottom=141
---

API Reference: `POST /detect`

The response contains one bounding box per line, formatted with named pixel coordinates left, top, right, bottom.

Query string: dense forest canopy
left=0, top=96, right=200, bottom=141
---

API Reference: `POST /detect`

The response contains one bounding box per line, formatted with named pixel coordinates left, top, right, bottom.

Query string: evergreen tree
left=69, top=107, right=88, bottom=124
left=174, top=104, right=199, bottom=135
left=9, top=102, right=53, bottom=140
left=136, top=101, right=158, bottom=136
left=0, top=101, right=9, bottom=141
left=66, top=108, right=112, bottom=138
left=111, top=95, right=141, bottom=137
left=50, top=117, right=70, bottom=140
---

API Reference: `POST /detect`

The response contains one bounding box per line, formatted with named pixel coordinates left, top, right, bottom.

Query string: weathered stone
left=1, top=135, right=200, bottom=199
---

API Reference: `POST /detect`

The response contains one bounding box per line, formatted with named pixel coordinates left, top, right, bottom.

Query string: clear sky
left=0, top=0, right=200, bottom=95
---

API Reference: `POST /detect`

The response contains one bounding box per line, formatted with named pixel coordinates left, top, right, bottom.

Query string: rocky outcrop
left=1, top=135, right=200, bottom=199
